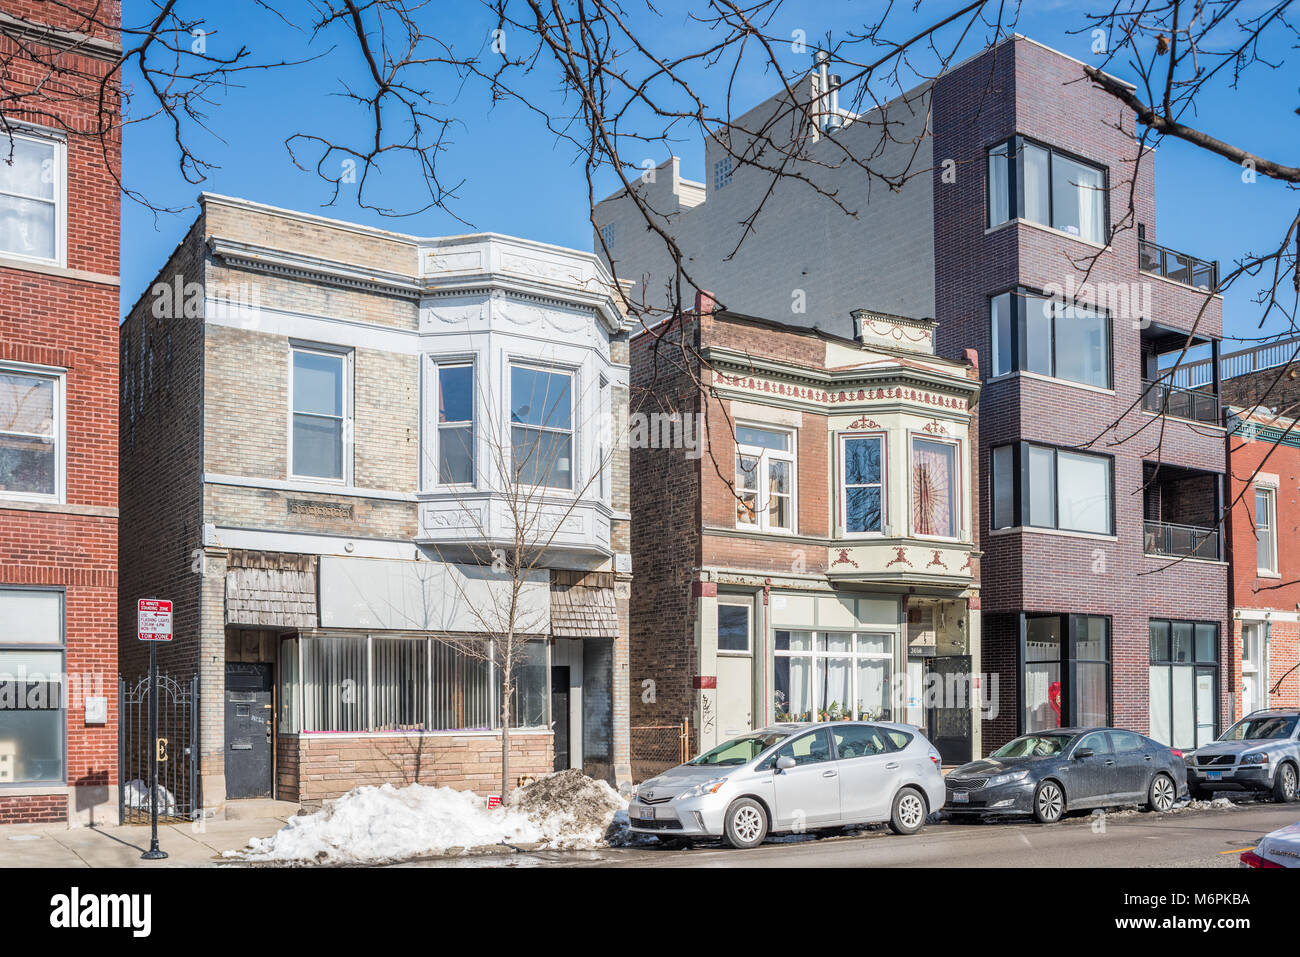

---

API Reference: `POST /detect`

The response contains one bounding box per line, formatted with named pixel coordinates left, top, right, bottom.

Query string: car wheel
left=1147, top=772, right=1176, bottom=813
left=1033, top=780, right=1065, bottom=824
left=1272, top=763, right=1298, bottom=804
left=888, top=787, right=927, bottom=836
left=723, top=798, right=769, bottom=849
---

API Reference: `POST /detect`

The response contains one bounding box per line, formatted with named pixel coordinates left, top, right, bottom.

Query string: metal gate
left=119, top=674, right=199, bottom=824
left=630, top=720, right=690, bottom=783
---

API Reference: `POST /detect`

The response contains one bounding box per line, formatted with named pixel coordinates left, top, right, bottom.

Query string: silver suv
left=1184, top=710, right=1300, bottom=802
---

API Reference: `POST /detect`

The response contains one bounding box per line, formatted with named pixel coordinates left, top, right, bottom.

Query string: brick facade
left=0, top=3, right=121, bottom=825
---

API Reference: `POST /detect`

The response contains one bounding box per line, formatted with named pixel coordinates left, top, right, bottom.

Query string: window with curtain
left=989, top=290, right=1110, bottom=388
left=435, top=363, right=474, bottom=485
left=0, top=367, right=60, bottom=500
left=912, top=438, right=957, bottom=537
left=1256, top=487, right=1277, bottom=574
left=990, top=442, right=1112, bottom=535
left=0, top=588, right=64, bottom=784
left=510, top=365, right=573, bottom=489
left=774, top=631, right=893, bottom=723
left=0, top=130, right=60, bottom=262
left=1149, top=620, right=1218, bottom=749
left=987, top=136, right=1107, bottom=243
left=291, top=347, right=349, bottom=480
left=735, top=425, right=794, bottom=532
left=1022, top=613, right=1110, bottom=733
left=839, top=433, right=882, bottom=533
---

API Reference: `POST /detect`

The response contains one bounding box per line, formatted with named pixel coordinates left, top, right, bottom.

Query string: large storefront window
left=1022, top=614, right=1110, bottom=732
left=1149, top=620, right=1217, bottom=749
left=774, top=630, right=893, bottom=722
left=0, top=588, right=64, bottom=784
left=280, top=634, right=548, bottom=734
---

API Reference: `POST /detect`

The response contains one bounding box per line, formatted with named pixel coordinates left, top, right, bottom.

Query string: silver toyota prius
left=628, top=721, right=946, bottom=848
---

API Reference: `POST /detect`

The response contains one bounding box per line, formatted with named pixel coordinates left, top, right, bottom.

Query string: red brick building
left=1226, top=405, right=1300, bottom=720
left=0, top=3, right=121, bottom=824
left=630, top=302, right=982, bottom=768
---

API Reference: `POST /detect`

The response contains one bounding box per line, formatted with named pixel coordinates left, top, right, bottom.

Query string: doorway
left=224, top=663, right=273, bottom=800
left=551, top=665, right=571, bottom=772
left=1242, top=623, right=1267, bottom=715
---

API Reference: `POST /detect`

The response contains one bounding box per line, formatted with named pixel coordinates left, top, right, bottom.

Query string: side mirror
left=1074, top=748, right=1095, bottom=760
left=776, top=756, right=796, bottom=771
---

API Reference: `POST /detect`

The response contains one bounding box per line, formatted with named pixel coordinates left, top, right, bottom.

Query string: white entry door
left=717, top=655, right=753, bottom=738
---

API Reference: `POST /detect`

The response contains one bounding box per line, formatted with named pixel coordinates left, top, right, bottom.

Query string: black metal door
left=927, top=655, right=973, bottom=763
left=225, top=663, right=273, bottom=800
left=551, top=666, right=570, bottom=772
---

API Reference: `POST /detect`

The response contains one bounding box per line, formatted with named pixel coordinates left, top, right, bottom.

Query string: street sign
left=137, top=599, right=173, bottom=642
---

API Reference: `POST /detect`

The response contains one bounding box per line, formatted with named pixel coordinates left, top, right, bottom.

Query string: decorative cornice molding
left=0, top=12, right=122, bottom=61
left=207, top=237, right=423, bottom=300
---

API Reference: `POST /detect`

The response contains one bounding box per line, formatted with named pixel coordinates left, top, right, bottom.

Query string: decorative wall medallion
left=830, top=548, right=859, bottom=569
left=885, top=547, right=913, bottom=568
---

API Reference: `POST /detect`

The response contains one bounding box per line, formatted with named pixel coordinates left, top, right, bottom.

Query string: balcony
left=1143, top=462, right=1222, bottom=561
left=1141, top=377, right=1220, bottom=424
left=1138, top=225, right=1218, bottom=290
left=1141, top=322, right=1221, bottom=425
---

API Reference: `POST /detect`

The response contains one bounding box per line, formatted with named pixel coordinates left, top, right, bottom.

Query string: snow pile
left=227, top=770, right=628, bottom=865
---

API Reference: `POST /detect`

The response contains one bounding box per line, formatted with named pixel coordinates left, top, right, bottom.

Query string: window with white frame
left=435, top=362, right=475, bottom=485
left=278, top=634, right=547, bottom=733
left=839, top=433, right=883, bottom=534
left=912, top=437, right=958, bottom=537
left=1256, top=486, right=1278, bottom=574
left=0, top=129, right=63, bottom=263
left=774, top=630, right=893, bottom=723
left=735, top=424, right=794, bottom=532
left=597, top=376, right=609, bottom=500
left=510, top=364, right=574, bottom=489
left=290, top=345, right=351, bottom=481
left=0, top=365, right=62, bottom=501
left=0, top=588, right=65, bottom=784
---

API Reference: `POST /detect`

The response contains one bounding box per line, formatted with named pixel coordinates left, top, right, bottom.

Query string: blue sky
left=121, top=1, right=1297, bottom=344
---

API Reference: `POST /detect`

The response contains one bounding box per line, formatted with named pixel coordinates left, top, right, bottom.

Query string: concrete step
left=220, top=799, right=302, bottom=821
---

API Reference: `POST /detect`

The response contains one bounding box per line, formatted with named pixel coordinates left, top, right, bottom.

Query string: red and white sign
left=137, top=599, right=174, bottom=642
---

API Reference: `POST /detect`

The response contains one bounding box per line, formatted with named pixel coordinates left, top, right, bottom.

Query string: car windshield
left=1220, top=715, right=1298, bottom=741
left=992, top=734, right=1074, bottom=758
left=690, top=731, right=790, bottom=766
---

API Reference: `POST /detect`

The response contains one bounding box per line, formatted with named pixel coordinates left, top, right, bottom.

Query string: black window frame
left=1148, top=618, right=1220, bottom=748
left=989, top=441, right=1115, bottom=535
left=986, top=134, right=1110, bottom=242
left=1018, top=612, right=1113, bottom=734
left=989, top=287, right=1113, bottom=388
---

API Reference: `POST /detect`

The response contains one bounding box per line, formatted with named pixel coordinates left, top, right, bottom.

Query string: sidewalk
left=0, top=814, right=291, bottom=868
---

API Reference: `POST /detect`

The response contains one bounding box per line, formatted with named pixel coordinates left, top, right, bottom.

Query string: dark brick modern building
left=0, top=2, right=121, bottom=824
left=600, top=35, right=1229, bottom=753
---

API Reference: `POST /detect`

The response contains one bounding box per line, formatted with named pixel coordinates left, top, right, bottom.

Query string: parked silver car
left=1184, top=709, right=1300, bottom=802
left=628, top=721, right=945, bottom=848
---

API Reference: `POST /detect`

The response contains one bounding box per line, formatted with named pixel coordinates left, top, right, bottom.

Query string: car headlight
left=987, top=770, right=1031, bottom=787
left=1241, top=752, right=1270, bottom=765
left=678, top=778, right=728, bottom=799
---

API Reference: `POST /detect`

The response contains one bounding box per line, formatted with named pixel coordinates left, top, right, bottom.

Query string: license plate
left=951, top=791, right=969, bottom=803
left=635, top=805, right=655, bottom=820
left=1207, top=771, right=1223, bottom=781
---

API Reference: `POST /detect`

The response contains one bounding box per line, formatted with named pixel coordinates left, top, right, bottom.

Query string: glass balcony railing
left=1141, top=378, right=1221, bottom=424
left=1143, top=520, right=1220, bottom=560
left=1139, top=236, right=1218, bottom=290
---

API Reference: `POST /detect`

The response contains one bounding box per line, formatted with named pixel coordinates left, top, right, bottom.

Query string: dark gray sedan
left=945, top=728, right=1189, bottom=823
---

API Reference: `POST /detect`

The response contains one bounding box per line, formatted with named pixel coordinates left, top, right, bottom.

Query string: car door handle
left=1144, top=755, right=1153, bottom=762
left=822, top=770, right=837, bottom=778
left=1104, top=760, right=1116, bottom=767
left=885, top=762, right=900, bottom=770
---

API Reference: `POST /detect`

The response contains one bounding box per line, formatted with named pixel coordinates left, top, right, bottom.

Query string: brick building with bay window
left=630, top=301, right=982, bottom=766
left=120, top=194, right=633, bottom=810
left=0, top=2, right=121, bottom=825
left=600, top=34, right=1230, bottom=753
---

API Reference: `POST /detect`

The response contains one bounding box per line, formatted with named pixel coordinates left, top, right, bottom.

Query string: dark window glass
left=717, top=604, right=750, bottom=653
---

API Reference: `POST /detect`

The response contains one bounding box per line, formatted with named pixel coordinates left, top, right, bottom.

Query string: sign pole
left=141, top=610, right=167, bottom=860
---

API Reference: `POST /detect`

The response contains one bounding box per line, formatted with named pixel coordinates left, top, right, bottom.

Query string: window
left=0, top=588, right=64, bottom=784
left=912, top=438, right=958, bottom=537
left=598, top=223, right=614, bottom=249
left=717, top=602, right=751, bottom=653
left=1256, top=487, right=1277, bottom=574
left=758, top=728, right=833, bottom=769
left=989, top=290, right=1111, bottom=388
left=713, top=155, right=733, bottom=190
left=0, top=129, right=63, bottom=263
left=774, top=630, right=893, bottom=723
left=990, top=442, right=1113, bottom=535
left=1022, top=614, right=1110, bottom=733
left=736, top=424, right=794, bottom=532
left=597, top=376, right=609, bottom=500
left=830, top=723, right=894, bottom=758
left=987, top=136, right=1106, bottom=243
left=281, top=634, right=547, bottom=734
left=510, top=365, right=574, bottom=489
left=0, top=365, right=62, bottom=501
left=839, top=433, right=882, bottom=534
left=1109, top=730, right=1145, bottom=753
left=435, top=362, right=474, bottom=485
left=291, top=346, right=350, bottom=481
left=1149, top=619, right=1217, bottom=749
